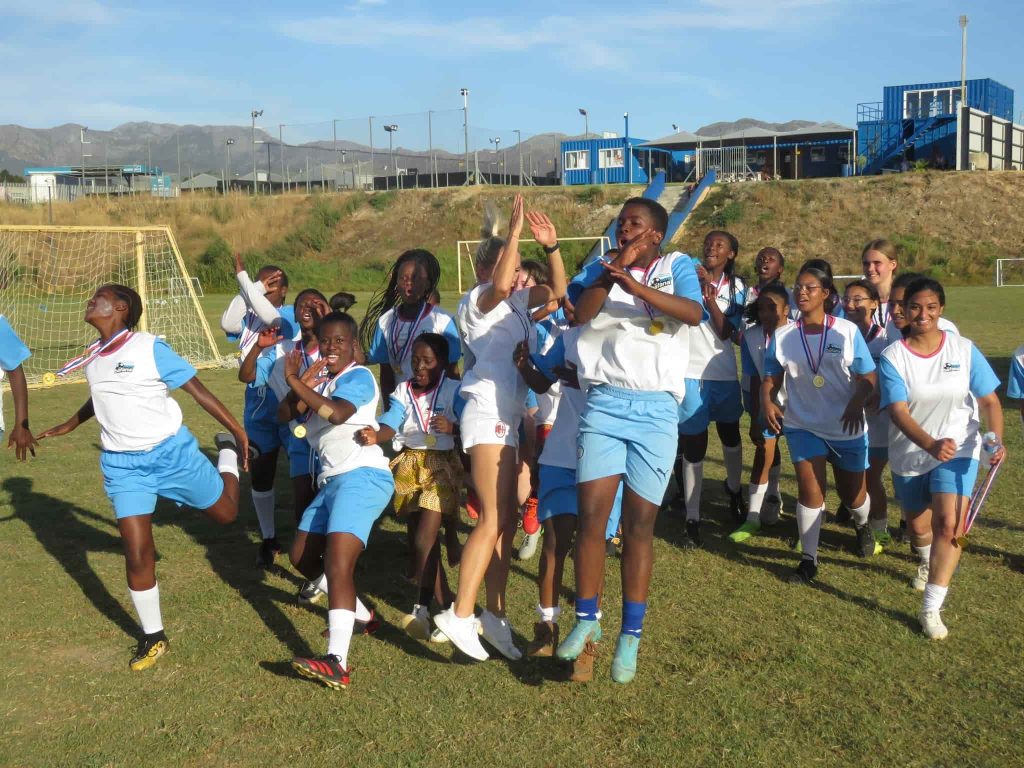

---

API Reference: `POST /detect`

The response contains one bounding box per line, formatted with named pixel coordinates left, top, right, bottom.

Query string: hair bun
left=481, top=201, right=503, bottom=239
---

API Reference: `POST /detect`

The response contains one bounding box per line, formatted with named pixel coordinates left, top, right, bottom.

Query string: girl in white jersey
left=879, top=278, right=1004, bottom=639
left=677, top=231, right=748, bottom=547
left=434, top=195, right=566, bottom=662
left=39, top=284, right=248, bottom=671
left=555, top=198, right=706, bottom=684
left=762, top=262, right=878, bottom=585
left=861, top=238, right=899, bottom=328
left=282, top=312, right=395, bottom=689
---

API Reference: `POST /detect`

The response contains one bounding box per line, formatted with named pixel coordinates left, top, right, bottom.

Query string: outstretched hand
left=615, top=229, right=658, bottom=269
left=508, top=194, right=525, bottom=239
left=38, top=419, right=78, bottom=440
left=526, top=211, right=557, bottom=248
left=8, top=424, right=38, bottom=460
left=234, top=251, right=245, bottom=275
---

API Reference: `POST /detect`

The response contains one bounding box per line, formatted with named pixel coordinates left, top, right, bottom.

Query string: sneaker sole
left=298, top=591, right=326, bottom=606
left=129, top=640, right=168, bottom=671
left=401, top=615, right=431, bottom=641
left=434, top=614, right=489, bottom=661
left=480, top=632, right=523, bottom=661
left=291, top=661, right=348, bottom=689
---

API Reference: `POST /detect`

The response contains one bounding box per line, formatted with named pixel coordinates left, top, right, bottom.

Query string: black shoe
left=605, top=536, right=621, bottom=557
left=130, top=631, right=169, bottom=671
left=724, top=480, right=746, bottom=524
left=682, top=520, right=703, bottom=550
left=298, top=579, right=326, bottom=606
left=893, top=519, right=907, bottom=544
left=854, top=523, right=876, bottom=558
left=788, top=557, right=818, bottom=585
left=835, top=503, right=852, bottom=526
left=257, top=537, right=281, bottom=569
left=761, top=495, right=782, bottom=526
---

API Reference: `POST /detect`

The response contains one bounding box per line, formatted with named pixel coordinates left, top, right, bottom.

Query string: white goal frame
left=455, top=235, right=612, bottom=294
left=170, top=275, right=205, bottom=297
left=996, top=258, right=1024, bottom=287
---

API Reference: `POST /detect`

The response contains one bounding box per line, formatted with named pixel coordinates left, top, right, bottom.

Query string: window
left=564, top=150, right=589, bottom=171
left=598, top=148, right=624, bottom=168
left=838, top=146, right=849, bottom=163
left=810, top=147, right=826, bottom=163
left=752, top=151, right=767, bottom=165
left=904, top=88, right=962, bottom=120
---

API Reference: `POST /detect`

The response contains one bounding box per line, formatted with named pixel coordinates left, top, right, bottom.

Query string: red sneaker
left=466, top=489, right=481, bottom=520
left=291, top=655, right=351, bottom=689
left=522, top=497, right=540, bottom=535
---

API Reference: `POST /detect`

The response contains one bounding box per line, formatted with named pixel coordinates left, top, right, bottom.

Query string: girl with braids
left=40, top=284, right=248, bottom=671
left=434, top=194, right=567, bottom=662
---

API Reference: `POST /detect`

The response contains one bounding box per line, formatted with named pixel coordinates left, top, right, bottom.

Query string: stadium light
left=251, top=109, right=263, bottom=195
left=80, top=127, right=90, bottom=186
left=578, top=107, right=588, bottom=138
left=384, top=124, right=399, bottom=191
left=461, top=88, right=471, bottom=185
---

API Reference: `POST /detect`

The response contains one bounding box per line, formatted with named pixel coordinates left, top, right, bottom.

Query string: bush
left=368, top=192, right=396, bottom=211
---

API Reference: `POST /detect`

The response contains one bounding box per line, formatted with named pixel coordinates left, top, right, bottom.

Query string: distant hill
left=694, top=118, right=817, bottom=137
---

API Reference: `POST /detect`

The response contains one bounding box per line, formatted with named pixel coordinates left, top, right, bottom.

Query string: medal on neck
left=410, top=373, right=445, bottom=447
left=388, top=303, right=430, bottom=379
left=291, top=341, right=320, bottom=438
left=798, top=316, right=832, bottom=388
left=638, top=256, right=663, bottom=335
left=55, top=328, right=132, bottom=378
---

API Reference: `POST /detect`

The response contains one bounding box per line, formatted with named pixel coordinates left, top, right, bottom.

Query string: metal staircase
left=861, top=116, right=944, bottom=175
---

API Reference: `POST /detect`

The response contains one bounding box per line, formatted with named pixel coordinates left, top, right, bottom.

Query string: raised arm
left=477, top=194, right=525, bottom=314
left=525, top=211, right=567, bottom=306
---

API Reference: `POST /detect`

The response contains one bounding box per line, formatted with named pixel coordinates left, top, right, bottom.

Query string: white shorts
left=460, top=395, right=522, bottom=452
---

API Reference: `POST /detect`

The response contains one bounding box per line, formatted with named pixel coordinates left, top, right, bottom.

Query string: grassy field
left=2, top=287, right=1024, bottom=767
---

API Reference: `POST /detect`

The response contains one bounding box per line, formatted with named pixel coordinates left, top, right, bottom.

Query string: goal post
left=995, top=258, right=1024, bottom=287
left=455, top=235, right=612, bottom=294
left=0, top=225, right=221, bottom=387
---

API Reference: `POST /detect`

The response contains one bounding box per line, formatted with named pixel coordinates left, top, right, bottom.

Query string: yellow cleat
left=129, top=634, right=168, bottom=671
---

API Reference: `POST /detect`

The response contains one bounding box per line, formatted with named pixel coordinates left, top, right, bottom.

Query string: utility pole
left=251, top=108, right=263, bottom=195
left=578, top=107, right=588, bottom=138
left=461, top=87, right=471, bottom=184
left=225, top=138, right=235, bottom=196
left=368, top=116, right=375, bottom=190
left=428, top=110, right=435, bottom=188
left=514, top=128, right=523, bottom=186
left=385, top=124, right=399, bottom=190
left=279, top=125, right=286, bottom=195
left=959, top=15, right=969, bottom=110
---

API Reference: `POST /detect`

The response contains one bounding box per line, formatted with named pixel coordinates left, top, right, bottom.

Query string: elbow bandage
left=317, top=404, right=334, bottom=420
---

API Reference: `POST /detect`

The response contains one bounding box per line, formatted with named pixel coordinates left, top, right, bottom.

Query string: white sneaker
left=479, top=610, right=523, bottom=661
left=912, top=563, right=930, bottom=592
left=401, top=604, right=431, bottom=641
left=919, top=608, right=948, bottom=640
left=517, top=532, right=540, bottom=560
left=433, top=606, right=489, bottom=661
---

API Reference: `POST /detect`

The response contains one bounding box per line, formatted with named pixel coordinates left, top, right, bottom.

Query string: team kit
left=3, top=195, right=1021, bottom=689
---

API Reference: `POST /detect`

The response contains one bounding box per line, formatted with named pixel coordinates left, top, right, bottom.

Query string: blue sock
left=622, top=600, right=647, bottom=637
left=575, top=595, right=599, bottom=622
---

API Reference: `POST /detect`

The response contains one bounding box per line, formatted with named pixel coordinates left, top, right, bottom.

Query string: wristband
left=317, top=404, right=334, bottom=419
left=542, top=241, right=560, bottom=254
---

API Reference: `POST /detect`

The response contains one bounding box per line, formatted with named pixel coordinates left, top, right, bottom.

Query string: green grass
left=3, top=287, right=1024, bottom=767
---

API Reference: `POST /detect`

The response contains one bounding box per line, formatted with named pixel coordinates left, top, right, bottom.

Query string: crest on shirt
left=943, top=361, right=961, bottom=372
left=650, top=275, right=672, bottom=291
left=494, top=421, right=508, bottom=438
left=825, top=343, right=842, bottom=354
left=114, top=361, right=135, bottom=374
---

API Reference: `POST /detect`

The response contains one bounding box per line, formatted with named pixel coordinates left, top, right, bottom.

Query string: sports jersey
left=860, top=323, right=890, bottom=448
left=532, top=327, right=585, bottom=471
left=457, top=285, right=535, bottom=412
left=84, top=332, right=197, bottom=452
left=366, top=303, right=461, bottom=384
left=0, top=316, right=31, bottom=433
left=534, top=316, right=565, bottom=426
left=764, top=316, right=875, bottom=441
left=685, top=273, right=747, bottom=380
left=879, top=333, right=1000, bottom=477
left=1008, top=343, right=1024, bottom=400
left=567, top=251, right=706, bottom=403
left=378, top=375, right=464, bottom=451
left=740, top=323, right=789, bottom=409
left=268, top=339, right=321, bottom=429
left=303, top=365, right=390, bottom=483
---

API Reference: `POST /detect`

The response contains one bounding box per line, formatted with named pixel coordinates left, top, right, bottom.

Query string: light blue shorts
left=678, top=378, right=744, bottom=435
left=537, top=464, right=621, bottom=539
left=785, top=429, right=868, bottom=472
left=287, top=433, right=319, bottom=479
left=245, top=415, right=290, bottom=455
left=101, top=426, right=223, bottom=519
left=577, top=385, right=678, bottom=506
left=298, top=467, right=394, bottom=545
left=893, top=458, right=979, bottom=514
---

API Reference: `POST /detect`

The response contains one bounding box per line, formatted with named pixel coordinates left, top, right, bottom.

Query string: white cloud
left=0, top=0, right=116, bottom=25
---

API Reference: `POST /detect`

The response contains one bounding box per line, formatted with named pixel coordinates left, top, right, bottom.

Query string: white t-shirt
left=378, top=375, right=463, bottom=452
left=85, top=332, right=196, bottom=452
left=740, top=323, right=789, bottom=409
left=686, top=273, right=747, bottom=380
left=1008, top=343, right=1024, bottom=401
left=860, top=324, right=891, bottom=448
left=366, top=304, right=461, bottom=384
left=567, top=251, right=706, bottom=403
left=534, top=317, right=565, bottom=426
left=268, top=340, right=321, bottom=433
left=457, top=285, right=535, bottom=413
left=533, top=327, right=585, bottom=471
left=879, top=333, right=1000, bottom=477
left=764, top=316, right=875, bottom=441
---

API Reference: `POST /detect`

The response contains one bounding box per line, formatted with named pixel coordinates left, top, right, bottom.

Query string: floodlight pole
left=225, top=138, right=235, bottom=196
left=579, top=107, right=588, bottom=138
left=384, top=124, right=399, bottom=191
left=79, top=127, right=89, bottom=188
left=461, top=88, right=471, bottom=185
left=279, top=125, right=286, bottom=195
left=368, top=116, right=375, bottom=190
left=514, top=129, right=522, bottom=185
left=251, top=109, right=263, bottom=196
left=428, top=110, right=435, bottom=188
left=959, top=15, right=968, bottom=110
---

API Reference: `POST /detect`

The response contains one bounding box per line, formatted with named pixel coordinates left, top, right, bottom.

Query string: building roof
left=180, top=173, right=221, bottom=189
left=641, top=121, right=856, bottom=150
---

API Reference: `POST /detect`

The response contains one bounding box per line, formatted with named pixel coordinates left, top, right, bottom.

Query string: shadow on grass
left=1, top=476, right=139, bottom=637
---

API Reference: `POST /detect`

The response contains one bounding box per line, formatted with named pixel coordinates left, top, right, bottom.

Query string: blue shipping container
left=561, top=137, right=650, bottom=185
left=882, top=78, right=1013, bottom=121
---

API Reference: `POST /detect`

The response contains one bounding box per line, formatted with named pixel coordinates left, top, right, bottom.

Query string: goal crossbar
left=455, top=235, right=611, bottom=294
left=996, top=258, right=1024, bottom=287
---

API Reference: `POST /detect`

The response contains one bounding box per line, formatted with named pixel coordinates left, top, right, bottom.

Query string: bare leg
left=118, top=516, right=158, bottom=591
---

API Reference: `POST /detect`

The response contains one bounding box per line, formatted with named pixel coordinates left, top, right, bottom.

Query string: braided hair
left=359, top=249, right=441, bottom=353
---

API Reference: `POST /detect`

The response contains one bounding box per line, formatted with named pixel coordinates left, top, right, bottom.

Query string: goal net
left=995, top=258, right=1024, bottom=287
left=0, top=225, right=221, bottom=387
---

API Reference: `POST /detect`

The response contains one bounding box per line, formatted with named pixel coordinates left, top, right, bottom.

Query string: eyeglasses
left=844, top=296, right=872, bottom=305
left=792, top=283, right=822, bottom=294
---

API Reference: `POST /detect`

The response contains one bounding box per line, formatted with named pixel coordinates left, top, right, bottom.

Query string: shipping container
left=882, top=78, right=1013, bottom=122
left=560, top=136, right=650, bottom=185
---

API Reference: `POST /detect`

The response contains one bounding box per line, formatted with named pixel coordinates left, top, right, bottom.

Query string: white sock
left=849, top=495, right=871, bottom=527
left=796, top=503, right=824, bottom=563
left=313, top=572, right=329, bottom=593
left=870, top=517, right=887, bottom=533
left=354, top=597, right=372, bottom=623
left=129, top=584, right=164, bottom=635
left=217, top=447, right=239, bottom=478
left=747, top=483, right=768, bottom=523
left=327, top=608, right=356, bottom=667
left=922, top=583, right=948, bottom=613
left=723, top=444, right=743, bottom=494
left=251, top=489, right=276, bottom=539
left=767, top=463, right=781, bottom=497
left=537, top=604, right=561, bottom=623
left=913, top=544, right=932, bottom=565
left=683, top=460, right=703, bottom=522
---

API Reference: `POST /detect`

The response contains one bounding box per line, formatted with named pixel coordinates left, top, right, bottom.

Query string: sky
left=0, top=0, right=1021, bottom=151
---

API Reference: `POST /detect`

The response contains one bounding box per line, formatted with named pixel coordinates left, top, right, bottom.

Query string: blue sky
left=0, top=0, right=1021, bottom=151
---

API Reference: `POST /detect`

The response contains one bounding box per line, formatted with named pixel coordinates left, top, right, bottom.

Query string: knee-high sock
left=251, top=489, right=276, bottom=539
left=767, top=463, right=781, bottom=497
left=327, top=608, right=356, bottom=667
left=849, top=495, right=871, bottom=527
left=796, top=503, right=824, bottom=563
left=722, top=444, right=743, bottom=494
left=354, top=597, right=372, bottom=623
left=217, top=447, right=239, bottom=478
left=129, top=584, right=164, bottom=635
left=747, top=483, right=768, bottom=523
left=683, top=460, right=703, bottom=522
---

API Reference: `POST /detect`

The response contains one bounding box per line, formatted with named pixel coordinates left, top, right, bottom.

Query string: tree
left=0, top=169, right=25, bottom=183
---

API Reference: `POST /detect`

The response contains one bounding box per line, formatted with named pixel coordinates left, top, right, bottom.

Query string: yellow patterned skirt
left=390, top=448, right=464, bottom=518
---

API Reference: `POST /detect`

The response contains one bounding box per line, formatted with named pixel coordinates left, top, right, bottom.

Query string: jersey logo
left=114, top=361, right=135, bottom=374
left=494, top=421, right=508, bottom=438
left=825, top=343, right=842, bottom=354
left=943, top=361, right=961, bottom=372
left=650, top=275, right=672, bottom=291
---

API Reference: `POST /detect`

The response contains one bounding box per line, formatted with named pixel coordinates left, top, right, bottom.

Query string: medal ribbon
left=238, top=310, right=265, bottom=352
left=388, top=303, right=430, bottom=369
left=409, top=373, right=445, bottom=435
left=635, top=256, right=663, bottom=321
left=798, top=316, right=833, bottom=378
left=56, top=328, right=132, bottom=377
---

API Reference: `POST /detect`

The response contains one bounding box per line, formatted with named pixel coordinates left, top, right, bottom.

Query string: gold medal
left=648, top=320, right=664, bottom=335
left=812, top=374, right=825, bottom=388
left=292, top=424, right=307, bottom=439
left=955, top=535, right=967, bottom=548
left=42, top=372, right=56, bottom=386
left=425, top=435, right=437, bottom=447
left=392, top=364, right=403, bottom=377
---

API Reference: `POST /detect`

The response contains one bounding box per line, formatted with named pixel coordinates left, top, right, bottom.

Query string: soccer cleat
left=129, top=632, right=169, bottom=671
left=854, top=523, right=877, bottom=558
left=912, top=563, right=930, bottom=592
left=434, top=607, right=489, bottom=661
left=728, top=520, right=760, bottom=544
left=761, top=495, right=782, bottom=526
left=257, top=537, right=281, bottom=569
left=918, top=609, right=948, bottom=640
left=291, top=654, right=351, bottom=689
left=401, top=605, right=431, bottom=641
left=835, top=503, right=851, bottom=526
left=356, top=608, right=380, bottom=636
left=605, top=536, right=622, bottom=557
left=569, top=640, right=599, bottom=683
left=681, top=520, right=703, bottom=550
left=465, top=489, right=481, bottom=521
left=526, top=621, right=559, bottom=658
left=297, top=579, right=326, bottom=606
left=517, top=531, right=540, bottom=560
left=789, top=557, right=818, bottom=585
left=610, top=634, right=640, bottom=684
left=724, top=480, right=746, bottom=524
left=522, top=497, right=540, bottom=535
left=480, top=610, right=522, bottom=661
left=874, top=527, right=893, bottom=548
left=556, top=619, right=602, bottom=661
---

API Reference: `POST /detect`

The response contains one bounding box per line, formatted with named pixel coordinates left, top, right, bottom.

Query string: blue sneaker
left=555, top=619, right=602, bottom=661
left=611, top=634, right=640, bottom=684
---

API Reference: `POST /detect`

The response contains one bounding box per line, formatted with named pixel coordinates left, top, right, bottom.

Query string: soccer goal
left=0, top=225, right=221, bottom=387
left=995, top=258, right=1024, bottom=287
left=454, top=235, right=612, bottom=294
left=170, top=275, right=205, bottom=298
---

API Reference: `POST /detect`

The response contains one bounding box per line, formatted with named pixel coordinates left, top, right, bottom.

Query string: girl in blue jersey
left=1010, top=343, right=1024, bottom=428
left=40, top=284, right=248, bottom=671
left=283, top=312, right=395, bottom=689
left=555, top=198, right=705, bottom=684
left=762, top=262, right=878, bottom=584
left=879, top=278, right=1004, bottom=639
left=676, top=231, right=747, bottom=546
